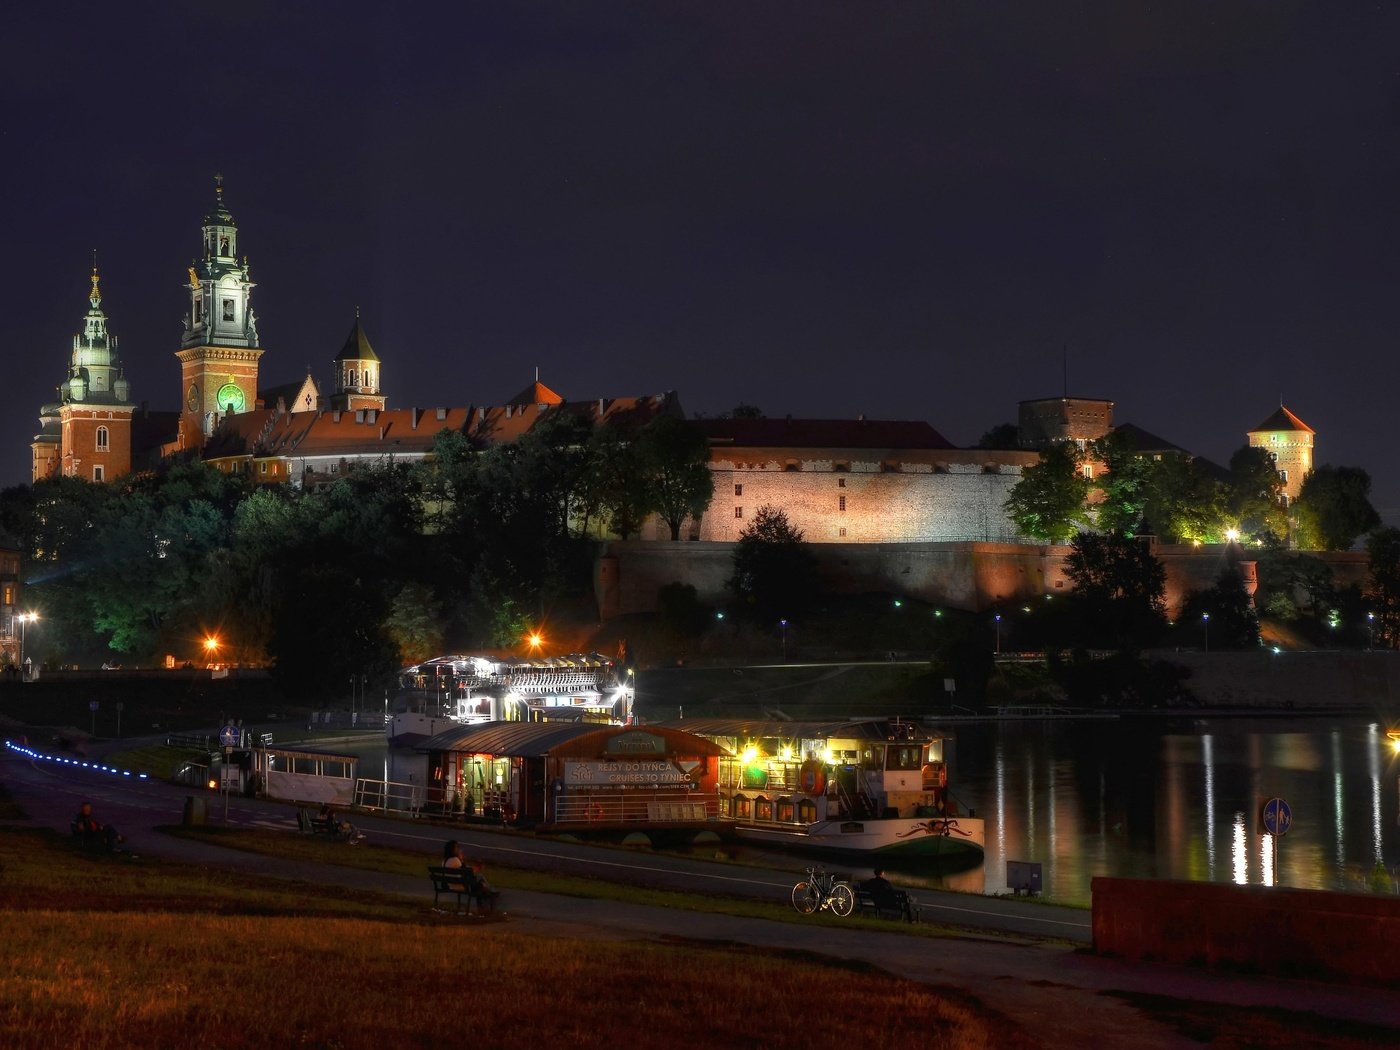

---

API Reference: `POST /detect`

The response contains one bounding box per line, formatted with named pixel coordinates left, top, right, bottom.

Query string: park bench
left=854, top=886, right=920, bottom=923
left=427, top=865, right=499, bottom=915
left=297, top=807, right=360, bottom=841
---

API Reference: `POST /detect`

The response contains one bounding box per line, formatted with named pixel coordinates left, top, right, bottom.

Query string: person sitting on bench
left=72, top=801, right=123, bottom=852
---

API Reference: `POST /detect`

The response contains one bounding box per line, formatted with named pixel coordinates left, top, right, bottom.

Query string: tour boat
left=653, top=717, right=985, bottom=862
left=388, top=653, right=632, bottom=745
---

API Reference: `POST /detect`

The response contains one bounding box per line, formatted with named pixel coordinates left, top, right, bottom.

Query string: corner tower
left=329, top=314, right=386, bottom=412
left=1247, top=404, right=1314, bottom=505
left=32, top=263, right=135, bottom=482
left=176, top=176, right=263, bottom=450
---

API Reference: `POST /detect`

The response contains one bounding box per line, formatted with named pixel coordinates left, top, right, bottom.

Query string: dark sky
left=4, top=3, right=1398, bottom=517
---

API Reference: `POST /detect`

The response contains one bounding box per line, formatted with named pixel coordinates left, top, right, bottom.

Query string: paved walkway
left=4, top=742, right=1400, bottom=1048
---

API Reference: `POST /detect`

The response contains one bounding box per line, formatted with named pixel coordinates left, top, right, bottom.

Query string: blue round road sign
left=1262, top=797, right=1292, bottom=837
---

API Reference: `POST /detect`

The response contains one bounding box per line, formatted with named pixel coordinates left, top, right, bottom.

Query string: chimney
left=411, top=408, right=420, bottom=429
left=332, top=410, right=342, bottom=423
left=436, top=407, right=447, bottom=421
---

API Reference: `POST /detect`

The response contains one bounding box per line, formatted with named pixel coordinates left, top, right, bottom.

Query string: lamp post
left=779, top=619, right=788, bottom=662
left=1202, top=612, right=1210, bottom=655
left=1367, top=612, right=1375, bottom=652
left=18, top=611, right=38, bottom=680
left=994, top=613, right=1002, bottom=657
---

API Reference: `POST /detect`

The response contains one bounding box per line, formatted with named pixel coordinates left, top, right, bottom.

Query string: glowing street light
left=1225, top=527, right=1240, bottom=543
left=17, top=611, right=39, bottom=680
left=1367, top=612, right=1375, bottom=652
left=527, top=632, right=544, bottom=654
left=994, top=613, right=1002, bottom=656
left=1202, top=612, right=1210, bottom=655
left=779, top=619, right=789, bottom=662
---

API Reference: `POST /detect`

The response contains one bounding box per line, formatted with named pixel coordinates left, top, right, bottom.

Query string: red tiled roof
left=694, top=417, right=954, bottom=450
left=1249, top=405, right=1314, bottom=435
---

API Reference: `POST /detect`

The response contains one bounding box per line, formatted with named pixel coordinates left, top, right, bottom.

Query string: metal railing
left=354, top=778, right=424, bottom=817
left=552, top=792, right=717, bottom=824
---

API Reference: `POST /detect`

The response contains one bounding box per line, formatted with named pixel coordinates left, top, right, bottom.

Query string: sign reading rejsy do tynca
left=565, top=759, right=690, bottom=787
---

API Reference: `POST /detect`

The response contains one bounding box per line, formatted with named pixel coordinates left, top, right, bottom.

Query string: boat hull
left=735, top=815, right=985, bottom=862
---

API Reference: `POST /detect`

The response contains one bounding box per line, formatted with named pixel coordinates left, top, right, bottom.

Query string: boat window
left=755, top=798, right=773, bottom=822
left=886, top=746, right=924, bottom=771
left=734, top=795, right=752, bottom=820
left=776, top=798, right=794, bottom=822
left=926, top=740, right=943, bottom=763
left=797, top=799, right=817, bottom=823
left=860, top=747, right=882, bottom=769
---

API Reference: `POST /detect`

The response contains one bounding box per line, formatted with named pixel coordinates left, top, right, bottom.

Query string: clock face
left=187, top=384, right=200, bottom=412
left=216, top=382, right=246, bottom=413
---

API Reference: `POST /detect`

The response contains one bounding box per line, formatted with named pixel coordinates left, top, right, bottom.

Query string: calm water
left=352, top=715, right=1400, bottom=905
left=942, top=715, right=1400, bottom=905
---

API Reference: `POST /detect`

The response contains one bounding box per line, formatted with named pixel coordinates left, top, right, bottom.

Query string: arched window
left=347, top=368, right=358, bottom=388
left=96, top=426, right=109, bottom=451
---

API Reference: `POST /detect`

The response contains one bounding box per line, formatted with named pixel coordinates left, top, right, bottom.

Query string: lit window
left=839, top=495, right=846, bottom=512
left=838, top=527, right=846, bottom=537
left=95, top=426, right=109, bottom=451
left=93, top=465, right=104, bottom=482
left=260, top=462, right=268, bottom=474
left=734, top=506, right=743, bottom=519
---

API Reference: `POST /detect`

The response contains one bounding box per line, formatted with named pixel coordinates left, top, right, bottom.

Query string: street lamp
left=1367, top=612, right=1375, bottom=652
left=779, top=619, right=789, bottom=662
left=204, top=635, right=220, bottom=666
left=1202, top=612, right=1210, bottom=655
left=994, top=613, right=1002, bottom=656
left=17, top=611, right=38, bottom=680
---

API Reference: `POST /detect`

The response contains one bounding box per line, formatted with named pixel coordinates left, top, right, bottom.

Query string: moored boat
left=651, top=717, right=985, bottom=862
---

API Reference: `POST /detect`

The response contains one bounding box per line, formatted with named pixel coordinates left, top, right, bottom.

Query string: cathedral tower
left=176, top=176, right=263, bottom=450
left=329, top=314, right=386, bottom=412
left=32, top=263, right=135, bottom=482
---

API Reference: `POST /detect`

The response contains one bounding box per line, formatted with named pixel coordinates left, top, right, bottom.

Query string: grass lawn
left=0, top=827, right=1032, bottom=1049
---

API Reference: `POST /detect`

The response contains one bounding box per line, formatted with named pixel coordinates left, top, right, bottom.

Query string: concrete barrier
left=1092, top=876, right=1400, bottom=986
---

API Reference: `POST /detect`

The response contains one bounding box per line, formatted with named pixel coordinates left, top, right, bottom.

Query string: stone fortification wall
left=639, top=452, right=1035, bottom=545
left=598, top=541, right=1062, bottom=617
left=597, top=541, right=1370, bottom=620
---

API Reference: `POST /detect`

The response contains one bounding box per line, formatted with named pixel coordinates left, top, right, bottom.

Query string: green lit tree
left=1004, top=443, right=1091, bottom=542
left=1225, top=445, right=1287, bottom=542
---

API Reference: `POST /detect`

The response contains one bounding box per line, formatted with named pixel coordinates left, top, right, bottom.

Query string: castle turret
left=176, top=175, right=264, bottom=449
left=329, top=314, right=386, bottom=412
left=1247, top=404, right=1314, bottom=505
left=32, top=263, right=135, bottom=482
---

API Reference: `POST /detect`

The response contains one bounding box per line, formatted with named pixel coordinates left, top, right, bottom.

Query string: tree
left=1064, top=531, right=1167, bottom=650
left=1139, top=454, right=1223, bottom=543
left=727, top=505, right=818, bottom=620
left=635, top=415, right=714, bottom=541
left=1367, top=527, right=1400, bottom=648
left=977, top=423, right=1020, bottom=449
left=729, top=403, right=765, bottom=420
left=1225, top=445, right=1287, bottom=542
left=1293, top=465, right=1380, bottom=551
left=1177, top=568, right=1260, bottom=650
left=1004, top=443, right=1091, bottom=542
left=1091, top=430, right=1152, bottom=536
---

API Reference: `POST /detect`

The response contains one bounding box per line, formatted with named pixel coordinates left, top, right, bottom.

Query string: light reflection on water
left=944, top=716, right=1400, bottom=905
left=349, top=716, right=1400, bottom=906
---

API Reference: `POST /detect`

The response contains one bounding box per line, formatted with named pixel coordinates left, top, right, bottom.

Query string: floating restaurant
left=419, top=721, right=727, bottom=833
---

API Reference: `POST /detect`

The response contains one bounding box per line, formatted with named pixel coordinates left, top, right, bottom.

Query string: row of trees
left=1004, top=432, right=1380, bottom=551
left=0, top=411, right=714, bottom=699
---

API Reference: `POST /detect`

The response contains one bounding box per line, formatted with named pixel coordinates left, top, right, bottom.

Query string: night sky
left=4, top=4, right=1398, bottom=518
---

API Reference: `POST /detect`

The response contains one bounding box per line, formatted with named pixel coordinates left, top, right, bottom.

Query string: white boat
left=657, top=717, right=985, bottom=863
left=389, top=653, right=632, bottom=745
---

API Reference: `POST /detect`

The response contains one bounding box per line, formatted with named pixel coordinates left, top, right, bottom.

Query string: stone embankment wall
left=597, top=540, right=1369, bottom=619
left=1162, top=650, right=1400, bottom=708
left=1093, top=877, right=1400, bottom=986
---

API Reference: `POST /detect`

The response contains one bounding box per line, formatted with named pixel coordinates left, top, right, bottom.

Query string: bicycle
left=790, top=865, right=854, bottom=917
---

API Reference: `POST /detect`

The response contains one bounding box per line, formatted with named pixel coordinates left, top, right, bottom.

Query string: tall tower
left=176, top=176, right=263, bottom=450
left=329, top=314, right=386, bottom=412
left=1247, top=405, right=1314, bottom=505
left=32, top=263, right=135, bottom=482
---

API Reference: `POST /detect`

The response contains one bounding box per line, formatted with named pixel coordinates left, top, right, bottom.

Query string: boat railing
left=553, top=792, right=717, bottom=825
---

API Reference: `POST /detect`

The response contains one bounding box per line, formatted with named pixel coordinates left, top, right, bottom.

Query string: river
left=351, top=714, right=1400, bottom=906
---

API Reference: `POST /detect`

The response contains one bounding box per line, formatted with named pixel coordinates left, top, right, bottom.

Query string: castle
left=27, top=179, right=1316, bottom=565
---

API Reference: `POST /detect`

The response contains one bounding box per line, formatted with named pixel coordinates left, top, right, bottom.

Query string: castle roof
left=505, top=380, right=564, bottom=407
left=1249, top=405, right=1313, bottom=435
left=334, top=318, right=379, bottom=363
left=695, top=417, right=954, bottom=451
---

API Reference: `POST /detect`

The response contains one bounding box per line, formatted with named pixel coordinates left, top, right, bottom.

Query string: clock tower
left=176, top=176, right=263, bottom=450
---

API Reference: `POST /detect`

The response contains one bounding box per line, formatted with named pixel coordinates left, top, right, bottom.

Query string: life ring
left=798, top=760, right=826, bottom=795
